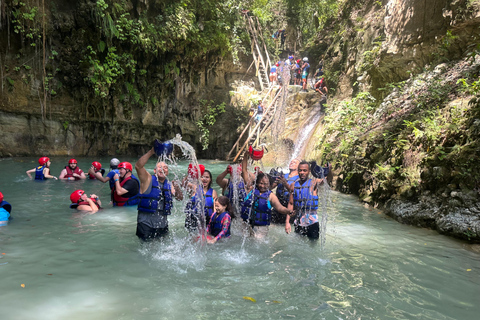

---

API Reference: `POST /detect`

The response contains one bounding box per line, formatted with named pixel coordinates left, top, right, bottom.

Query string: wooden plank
left=233, top=87, right=283, bottom=162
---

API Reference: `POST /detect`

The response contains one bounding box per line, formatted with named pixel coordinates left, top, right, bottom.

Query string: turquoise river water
left=0, top=157, right=478, bottom=320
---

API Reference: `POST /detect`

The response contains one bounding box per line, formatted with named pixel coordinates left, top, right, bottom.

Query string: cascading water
left=289, top=112, right=322, bottom=162
left=156, top=134, right=207, bottom=243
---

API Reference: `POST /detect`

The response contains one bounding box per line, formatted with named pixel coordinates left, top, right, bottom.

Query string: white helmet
left=110, top=158, right=120, bottom=168
left=303, top=57, right=308, bottom=62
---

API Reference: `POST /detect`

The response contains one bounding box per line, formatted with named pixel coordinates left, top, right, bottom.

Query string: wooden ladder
left=243, top=13, right=271, bottom=91
left=226, top=87, right=284, bottom=162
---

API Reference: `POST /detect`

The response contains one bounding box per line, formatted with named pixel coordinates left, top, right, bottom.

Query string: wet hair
left=298, top=160, right=310, bottom=171
left=203, top=170, right=213, bottom=190
left=216, top=196, right=234, bottom=218
left=255, top=172, right=269, bottom=185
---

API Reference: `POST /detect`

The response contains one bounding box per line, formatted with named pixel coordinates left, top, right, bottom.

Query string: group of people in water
left=0, top=143, right=332, bottom=243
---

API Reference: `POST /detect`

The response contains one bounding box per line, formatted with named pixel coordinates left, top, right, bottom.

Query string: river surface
left=0, top=157, right=478, bottom=320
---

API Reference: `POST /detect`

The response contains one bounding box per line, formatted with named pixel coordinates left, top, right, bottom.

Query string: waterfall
left=289, top=112, right=322, bottom=162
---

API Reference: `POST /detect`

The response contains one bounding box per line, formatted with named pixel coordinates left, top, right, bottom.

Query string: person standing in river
left=26, top=157, right=58, bottom=180
left=135, top=148, right=183, bottom=240
left=270, top=158, right=300, bottom=223
left=59, top=159, right=86, bottom=181
left=91, top=158, right=121, bottom=190
left=216, top=164, right=246, bottom=216
left=314, top=76, right=328, bottom=110
left=112, top=162, right=140, bottom=207
left=241, top=150, right=293, bottom=238
left=285, top=160, right=327, bottom=240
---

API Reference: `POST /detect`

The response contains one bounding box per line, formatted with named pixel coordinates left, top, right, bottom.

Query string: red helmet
left=276, top=63, right=279, bottom=67
left=188, top=163, right=205, bottom=179
left=92, top=161, right=102, bottom=171
left=38, top=157, right=50, bottom=166
left=227, top=164, right=242, bottom=175
left=118, top=162, right=133, bottom=171
left=0, top=191, right=3, bottom=203
left=70, top=190, right=85, bottom=203
left=68, top=158, right=77, bottom=164
left=296, top=59, right=301, bottom=63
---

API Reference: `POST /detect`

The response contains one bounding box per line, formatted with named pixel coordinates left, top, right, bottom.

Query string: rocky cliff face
left=303, top=0, right=480, bottom=241
left=0, top=0, right=253, bottom=158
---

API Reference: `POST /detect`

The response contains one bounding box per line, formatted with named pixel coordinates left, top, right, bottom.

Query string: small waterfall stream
left=289, top=111, right=322, bottom=162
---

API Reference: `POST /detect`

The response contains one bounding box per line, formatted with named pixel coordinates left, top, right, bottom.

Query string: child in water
left=0, top=191, right=12, bottom=226
left=206, top=196, right=233, bottom=244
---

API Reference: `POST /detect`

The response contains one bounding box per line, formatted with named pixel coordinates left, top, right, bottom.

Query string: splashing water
left=156, top=134, right=207, bottom=243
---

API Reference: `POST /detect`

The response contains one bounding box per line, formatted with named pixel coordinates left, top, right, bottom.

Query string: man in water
left=285, top=160, right=325, bottom=240
left=112, top=162, right=140, bottom=206
left=270, top=158, right=300, bottom=223
left=59, top=159, right=86, bottom=180
left=135, top=148, right=183, bottom=240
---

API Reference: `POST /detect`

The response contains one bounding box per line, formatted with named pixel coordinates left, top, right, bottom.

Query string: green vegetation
left=316, top=63, right=480, bottom=203
left=196, top=100, right=226, bottom=150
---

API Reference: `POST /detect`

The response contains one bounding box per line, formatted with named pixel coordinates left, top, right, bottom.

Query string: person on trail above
left=26, top=157, right=57, bottom=180
left=314, top=77, right=328, bottom=95
left=294, top=59, right=302, bottom=85
left=314, top=62, right=324, bottom=80
left=280, top=30, right=286, bottom=50
left=301, top=57, right=310, bottom=92
left=135, top=148, right=183, bottom=240
left=255, top=102, right=264, bottom=123
left=69, top=189, right=101, bottom=213
left=240, top=150, right=292, bottom=239
left=270, top=63, right=278, bottom=84
left=59, top=159, right=86, bottom=181
left=285, top=55, right=293, bottom=66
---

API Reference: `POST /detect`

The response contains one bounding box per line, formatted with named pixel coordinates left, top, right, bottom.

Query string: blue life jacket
left=241, top=189, right=272, bottom=226
left=107, top=169, right=120, bottom=189
left=35, top=165, right=46, bottom=180
left=270, top=65, right=277, bottom=73
left=137, top=176, right=173, bottom=215
left=204, top=188, right=214, bottom=216
left=185, top=192, right=204, bottom=217
left=293, top=179, right=318, bottom=212
left=225, top=180, right=246, bottom=207
left=276, top=173, right=298, bottom=206
left=209, top=211, right=230, bottom=238
left=0, top=201, right=12, bottom=214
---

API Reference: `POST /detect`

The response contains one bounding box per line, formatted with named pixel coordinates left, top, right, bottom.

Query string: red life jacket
left=72, top=198, right=100, bottom=209
left=112, top=176, right=133, bottom=206
left=89, top=168, right=105, bottom=180
left=65, top=166, right=83, bottom=180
